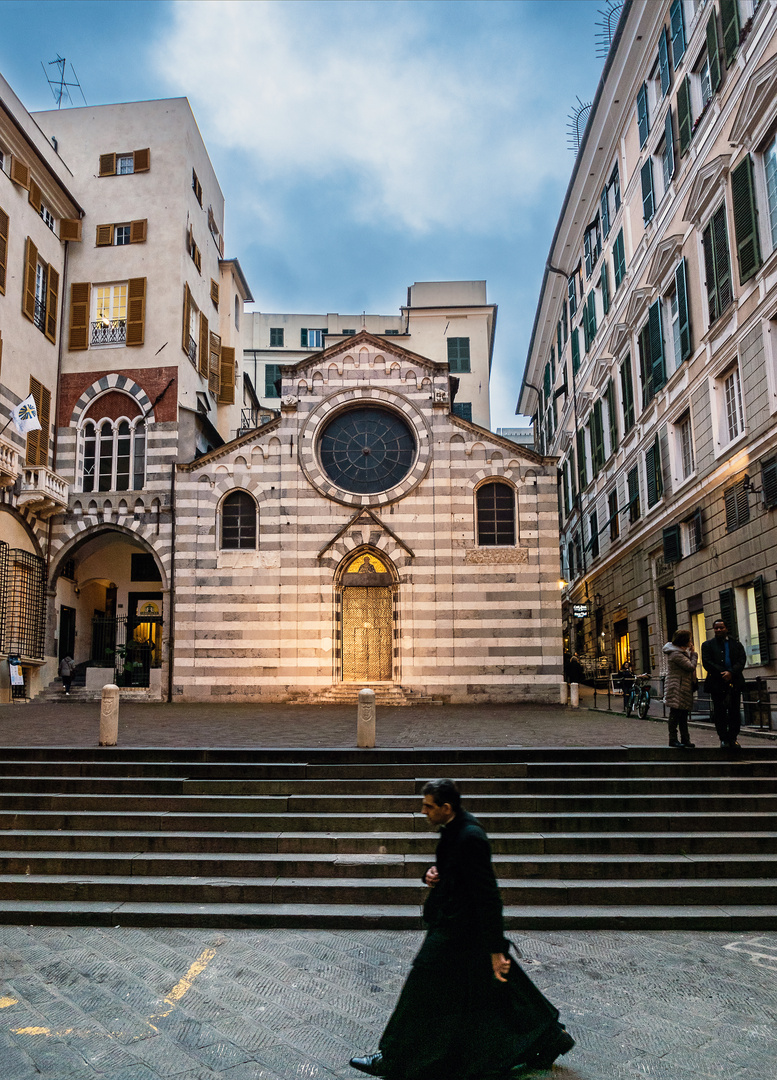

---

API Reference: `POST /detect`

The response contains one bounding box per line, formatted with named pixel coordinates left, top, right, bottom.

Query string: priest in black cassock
left=349, top=778, right=574, bottom=1079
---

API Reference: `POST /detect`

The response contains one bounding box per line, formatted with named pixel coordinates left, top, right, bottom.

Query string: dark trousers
left=62, top=675, right=72, bottom=693
left=710, top=686, right=741, bottom=743
left=667, top=708, right=690, bottom=744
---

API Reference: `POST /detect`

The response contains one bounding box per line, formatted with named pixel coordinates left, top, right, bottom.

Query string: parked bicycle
left=624, top=673, right=652, bottom=719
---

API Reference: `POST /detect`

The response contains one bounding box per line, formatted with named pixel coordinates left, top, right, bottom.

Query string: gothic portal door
left=341, top=552, right=394, bottom=682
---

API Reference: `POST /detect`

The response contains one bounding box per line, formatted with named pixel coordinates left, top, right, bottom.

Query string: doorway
left=58, top=605, right=76, bottom=662
left=340, top=551, right=394, bottom=682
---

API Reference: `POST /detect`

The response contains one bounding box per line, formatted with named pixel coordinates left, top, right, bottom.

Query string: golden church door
left=341, top=553, right=394, bottom=682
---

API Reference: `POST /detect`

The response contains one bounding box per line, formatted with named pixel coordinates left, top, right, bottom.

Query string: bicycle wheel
left=638, top=692, right=650, bottom=719
left=625, top=691, right=634, bottom=717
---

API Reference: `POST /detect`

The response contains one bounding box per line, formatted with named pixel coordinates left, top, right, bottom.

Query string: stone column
left=569, top=682, right=579, bottom=708
left=559, top=682, right=569, bottom=705
left=100, top=684, right=120, bottom=745
left=357, top=688, right=376, bottom=747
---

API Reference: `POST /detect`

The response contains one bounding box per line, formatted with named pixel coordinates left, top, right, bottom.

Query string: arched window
left=476, top=481, right=516, bottom=546
left=79, top=415, right=146, bottom=492
left=221, top=491, right=257, bottom=549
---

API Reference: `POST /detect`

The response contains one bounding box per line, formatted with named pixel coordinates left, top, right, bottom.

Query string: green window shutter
left=593, top=400, right=604, bottom=473
left=719, top=588, right=738, bottom=639
left=639, top=322, right=652, bottom=406
left=677, top=76, right=693, bottom=156
left=670, top=0, right=686, bottom=66
left=762, top=458, right=777, bottom=508
left=712, top=203, right=733, bottom=316
left=637, top=83, right=650, bottom=147
left=754, top=576, right=770, bottom=664
left=544, top=362, right=552, bottom=398
left=663, top=524, right=682, bottom=564
left=731, top=154, right=762, bottom=285
left=563, top=299, right=568, bottom=341
left=613, top=229, right=626, bottom=289
left=648, top=299, right=666, bottom=394
left=264, top=363, right=281, bottom=398
left=621, top=354, right=635, bottom=432
left=658, top=28, right=671, bottom=96
left=588, top=290, right=597, bottom=340
left=720, top=0, right=740, bottom=67
left=665, top=106, right=675, bottom=182
left=448, top=337, right=471, bottom=373
left=584, top=230, right=593, bottom=278
left=601, top=186, right=610, bottom=238
left=300, top=328, right=308, bottom=346
left=571, top=327, right=580, bottom=373
left=452, top=401, right=472, bottom=421
left=627, top=465, right=641, bottom=522
left=641, top=158, right=655, bottom=224
left=600, top=262, right=610, bottom=315
left=675, top=257, right=692, bottom=362
left=562, top=462, right=570, bottom=518
left=702, top=219, right=718, bottom=322
left=557, top=320, right=563, bottom=358
left=568, top=275, right=577, bottom=316
left=646, top=436, right=662, bottom=507
left=707, top=10, right=721, bottom=93
left=576, top=429, right=588, bottom=490
left=606, top=377, right=618, bottom=453
left=590, top=510, right=600, bottom=559
left=583, top=305, right=591, bottom=353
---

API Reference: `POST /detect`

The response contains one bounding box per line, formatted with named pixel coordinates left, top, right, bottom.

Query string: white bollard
left=100, top=684, right=120, bottom=746
left=559, top=682, right=569, bottom=706
left=357, top=688, right=376, bottom=748
left=569, top=682, right=580, bottom=708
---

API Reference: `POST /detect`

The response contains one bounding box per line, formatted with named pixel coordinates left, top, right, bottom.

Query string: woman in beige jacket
left=662, top=629, right=698, bottom=748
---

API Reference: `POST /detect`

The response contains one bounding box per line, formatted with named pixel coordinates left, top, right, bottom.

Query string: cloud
left=153, top=0, right=574, bottom=234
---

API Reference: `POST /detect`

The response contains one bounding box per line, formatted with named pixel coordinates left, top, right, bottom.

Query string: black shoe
left=681, top=741, right=695, bottom=748
left=527, top=1025, right=575, bottom=1069
left=720, top=741, right=729, bottom=748
left=731, top=741, right=741, bottom=749
left=349, top=1053, right=387, bottom=1076
left=668, top=740, right=682, bottom=747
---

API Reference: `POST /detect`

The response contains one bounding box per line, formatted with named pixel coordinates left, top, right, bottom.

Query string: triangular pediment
left=646, top=234, right=684, bottom=289
left=607, top=322, right=631, bottom=358
left=284, top=329, right=445, bottom=379
left=730, top=54, right=777, bottom=149
left=683, top=155, right=731, bottom=227
left=317, top=506, right=415, bottom=560
left=624, top=288, right=652, bottom=329
left=589, top=353, right=614, bottom=392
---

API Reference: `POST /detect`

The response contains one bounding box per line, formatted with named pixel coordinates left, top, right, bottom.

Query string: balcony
left=0, top=434, right=19, bottom=488
left=33, top=296, right=46, bottom=333
left=91, top=319, right=126, bottom=346
left=187, top=334, right=197, bottom=364
left=17, top=466, right=69, bottom=518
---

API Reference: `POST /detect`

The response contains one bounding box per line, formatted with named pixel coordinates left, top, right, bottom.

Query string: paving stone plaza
left=0, top=700, right=775, bottom=1078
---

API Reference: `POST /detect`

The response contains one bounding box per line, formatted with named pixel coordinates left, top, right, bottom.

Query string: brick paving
left=1, top=924, right=776, bottom=1079
left=0, top=695, right=772, bottom=747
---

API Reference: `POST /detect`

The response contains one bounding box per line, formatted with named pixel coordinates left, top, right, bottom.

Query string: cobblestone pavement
left=0, top=698, right=772, bottom=747
left=1, top=924, right=776, bottom=1079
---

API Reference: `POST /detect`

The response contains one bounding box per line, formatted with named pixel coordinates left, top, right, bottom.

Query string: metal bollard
left=570, top=682, right=580, bottom=708
left=99, top=684, right=120, bottom=746
left=357, top=688, right=376, bottom=748
left=560, top=682, right=569, bottom=706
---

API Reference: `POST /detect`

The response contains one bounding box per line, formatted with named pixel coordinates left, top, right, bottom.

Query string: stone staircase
left=286, top=683, right=449, bottom=706
left=0, top=746, right=776, bottom=929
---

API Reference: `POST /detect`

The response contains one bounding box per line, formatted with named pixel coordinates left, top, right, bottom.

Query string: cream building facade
left=520, top=0, right=777, bottom=685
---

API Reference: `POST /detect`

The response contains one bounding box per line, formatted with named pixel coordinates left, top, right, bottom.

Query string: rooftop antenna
left=595, top=1, right=624, bottom=60
left=41, top=55, right=87, bottom=108
left=567, top=96, right=592, bottom=154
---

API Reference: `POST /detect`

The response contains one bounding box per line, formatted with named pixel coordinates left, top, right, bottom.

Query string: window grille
left=2, top=548, right=45, bottom=659
left=221, top=491, right=258, bottom=549
left=476, top=482, right=516, bottom=546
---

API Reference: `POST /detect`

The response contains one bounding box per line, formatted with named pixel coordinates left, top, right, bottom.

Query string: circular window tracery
left=318, top=406, right=416, bottom=494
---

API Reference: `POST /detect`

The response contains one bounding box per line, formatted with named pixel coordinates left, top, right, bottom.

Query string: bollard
left=99, top=684, right=120, bottom=746
left=559, top=682, right=569, bottom=706
left=357, top=688, right=376, bottom=748
left=570, top=682, right=579, bottom=709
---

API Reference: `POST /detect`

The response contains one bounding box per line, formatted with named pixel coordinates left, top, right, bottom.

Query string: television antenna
left=595, top=1, right=624, bottom=59
left=41, top=55, right=86, bottom=108
left=567, top=97, right=592, bottom=154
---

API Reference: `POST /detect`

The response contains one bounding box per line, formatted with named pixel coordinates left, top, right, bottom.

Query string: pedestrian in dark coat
left=349, top=779, right=574, bottom=1079
left=59, top=656, right=75, bottom=695
left=701, top=619, right=747, bottom=748
left=662, top=630, right=697, bottom=748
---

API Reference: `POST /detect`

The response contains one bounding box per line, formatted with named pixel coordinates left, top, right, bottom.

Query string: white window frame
left=77, top=410, right=146, bottom=493
left=735, top=583, right=763, bottom=666
left=188, top=295, right=200, bottom=366
left=114, top=223, right=131, bottom=246
left=40, top=202, right=56, bottom=232
left=709, top=358, right=747, bottom=457
left=91, top=282, right=128, bottom=348
left=117, top=154, right=134, bottom=175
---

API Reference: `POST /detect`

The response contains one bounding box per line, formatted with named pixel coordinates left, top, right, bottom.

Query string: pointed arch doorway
left=339, top=550, right=395, bottom=682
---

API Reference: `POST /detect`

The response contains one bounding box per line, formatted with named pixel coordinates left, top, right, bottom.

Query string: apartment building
left=520, top=0, right=777, bottom=682
left=244, top=280, right=497, bottom=429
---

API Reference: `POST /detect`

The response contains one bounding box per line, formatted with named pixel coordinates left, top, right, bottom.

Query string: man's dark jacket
left=422, top=808, right=505, bottom=954
left=701, top=635, right=747, bottom=692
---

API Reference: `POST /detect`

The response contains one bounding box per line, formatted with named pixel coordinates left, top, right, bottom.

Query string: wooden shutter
left=557, top=321, right=563, bottom=358
left=199, top=312, right=209, bottom=378
left=720, top=0, right=740, bottom=67
left=719, top=588, right=738, bottom=639
left=753, top=576, right=770, bottom=664
left=96, top=224, right=114, bottom=247
left=664, top=107, right=675, bottom=182
left=194, top=245, right=202, bottom=273
left=99, top=153, right=116, bottom=176
left=26, top=376, right=50, bottom=467
left=584, top=229, right=592, bottom=278
left=658, top=27, right=671, bottom=96
left=638, top=323, right=652, bottom=405
left=543, top=363, right=551, bottom=399
left=648, top=300, right=665, bottom=394
left=182, top=284, right=192, bottom=357
left=706, top=11, right=721, bottom=93
left=68, top=282, right=90, bottom=350
left=762, top=458, right=777, bottom=508
left=576, top=429, right=587, bottom=491
left=589, top=510, right=599, bottom=558
left=0, top=206, right=7, bottom=295
left=300, top=328, right=308, bottom=347
left=646, top=438, right=661, bottom=507
left=126, top=277, right=146, bottom=346
left=627, top=465, right=640, bottom=521
left=22, top=236, right=37, bottom=322
left=731, top=155, right=762, bottom=285
left=130, top=219, right=147, bottom=243
left=218, top=346, right=236, bottom=405
left=614, top=229, right=626, bottom=288
left=588, top=291, right=597, bottom=340
left=59, top=219, right=82, bottom=242
left=675, top=258, right=692, bottom=362
left=571, top=327, right=580, bottom=373
left=637, top=83, right=649, bottom=147
left=606, top=377, right=618, bottom=452
left=600, top=263, right=610, bottom=315
left=641, top=159, right=655, bottom=224
left=9, top=156, right=30, bottom=189
left=209, top=331, right=221, bottom=396
left=600, top=186, right=610, bottom=238
left=592, top=400, right=604, bottom=473
left=663, top=525, right=682, bottom=564
left=133, top=148, right=150, bottom=173
left=45, top=266, right=59, bottom=344
left=712, top=203, right=733, bottom=315
left=677, top=76, right=692, bottom=156
left=621, top=354, right=635, bottom=432
left=670, top=0, right=686, bottom=65
left=28, top=178, right=42, bottom=213
left=702, top=218, right=717, bottom=321
left=725, top=481, right=749, bottom=530
left=567, top=274, right=577, bottom=316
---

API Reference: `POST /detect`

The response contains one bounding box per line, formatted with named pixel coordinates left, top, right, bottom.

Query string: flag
left=12, top=394, right=41, bottom=435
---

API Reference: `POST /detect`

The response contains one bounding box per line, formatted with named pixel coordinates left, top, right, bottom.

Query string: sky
left=0, top=0, right=608, bottom=429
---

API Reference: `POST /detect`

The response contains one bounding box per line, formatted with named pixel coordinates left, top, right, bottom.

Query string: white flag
left=12, top=394, right=41, bottom=435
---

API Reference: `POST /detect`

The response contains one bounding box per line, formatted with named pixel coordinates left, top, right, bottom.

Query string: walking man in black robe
left=349, top=778, right=574, bottom=1078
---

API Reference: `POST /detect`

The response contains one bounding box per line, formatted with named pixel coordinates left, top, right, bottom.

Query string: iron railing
left=91, top=614, right=162, bottom=687
left=1, top=547, right=46, bottom=659
left=91, top=319, right=126, bottom=345
left=187, top=334, right=197, bottom=364
left=33, top=296, right=46, bottom=332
